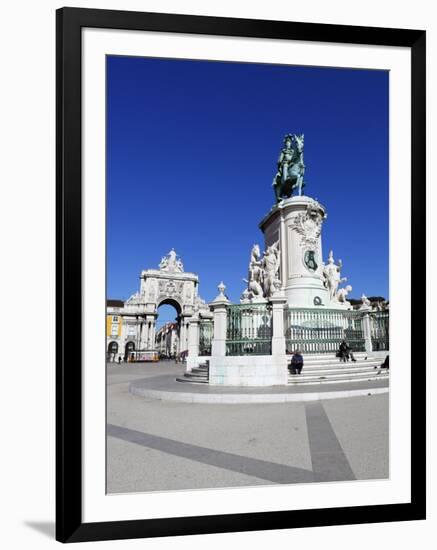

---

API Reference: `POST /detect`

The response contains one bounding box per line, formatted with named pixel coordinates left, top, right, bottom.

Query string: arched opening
left=107, top=341, right=118, bottom=362
left=155, top=299, right=182, bottom=360
left=124, top=341, right=135, bottom=362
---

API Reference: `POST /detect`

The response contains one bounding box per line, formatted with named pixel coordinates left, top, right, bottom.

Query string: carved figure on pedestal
left=243, top=244, right=265, bottom=301
left=360, top=294, right=371, bottom=309
left=262, top=241, right=281, bottom=297
left=336, top=284, right=352, bottom=306
left=323, top=250, right=347, bottom=303
left=272, top=133, right=306, bottom=202
left=241, top=242, right=282, bottom=301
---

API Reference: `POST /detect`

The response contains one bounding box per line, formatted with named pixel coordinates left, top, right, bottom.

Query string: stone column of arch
left=179, top=318, right=187, bottom=353
left=150, top=320, right=157, bottom=350
left=145, top=315, right=156, bottom=350
left=179, top=324, right=184, bottom=354
left=139, top=317, right=149, bottom=350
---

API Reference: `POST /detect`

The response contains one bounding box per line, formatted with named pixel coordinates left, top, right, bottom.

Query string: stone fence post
left=361, top=310, right=373, bottom=354
left=210, top=282, right=230, bottom=358
left=270, top=294, right=287, bottom=356
left=186, top=315, right=199, bottom=372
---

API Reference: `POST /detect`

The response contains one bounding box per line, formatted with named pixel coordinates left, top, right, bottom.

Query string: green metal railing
left=370, top=310, right=389, bottom=351
left=284, top=308, right=366, bottom=354
left=219, top=304, right=389, bottom=356
left=198, top=319, right=213, bottom=356
left=226, top=303, right=272, bottom=356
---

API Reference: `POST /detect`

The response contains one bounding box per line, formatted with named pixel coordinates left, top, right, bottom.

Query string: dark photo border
left=56, top=7, right=426, bottom=543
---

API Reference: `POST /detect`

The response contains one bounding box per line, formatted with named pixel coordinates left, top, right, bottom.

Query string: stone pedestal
left=209, top=355, right=287, bottom=386
left=210, top=283, right=230, bottom=358
left=210, top=302, right=228, bottom=357
left=208, top=284, right=288, bottom=386
left=259, top=195, right=330, bottom=308
left=270, top=294, right=287, bottom=356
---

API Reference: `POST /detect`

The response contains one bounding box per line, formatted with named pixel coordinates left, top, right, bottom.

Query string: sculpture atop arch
left=159, top=248, right=184, bottom=273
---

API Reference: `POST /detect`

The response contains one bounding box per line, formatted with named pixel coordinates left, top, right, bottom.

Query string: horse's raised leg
left=297, top=176, right=303, bottom=196
left=273, top=179, right=282, bottom=202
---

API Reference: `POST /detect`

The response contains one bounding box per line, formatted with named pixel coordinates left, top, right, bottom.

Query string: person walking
left=289, top=349, right=304, bottom=375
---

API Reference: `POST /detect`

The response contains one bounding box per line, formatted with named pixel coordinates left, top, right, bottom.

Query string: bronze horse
left=272, top=134, right=305, bottom=202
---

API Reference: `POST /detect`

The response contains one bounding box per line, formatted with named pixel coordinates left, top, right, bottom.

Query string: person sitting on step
left=375, top=354, right=389, bottom=370
left=289, top=349, right=304, bottom=375
left=337, top=340, right=357, bottom=363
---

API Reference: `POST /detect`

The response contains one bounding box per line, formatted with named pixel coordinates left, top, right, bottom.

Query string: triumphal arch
left=107, top=249, right=210, bottom=360
left=138, top=248, right=208, bottom=352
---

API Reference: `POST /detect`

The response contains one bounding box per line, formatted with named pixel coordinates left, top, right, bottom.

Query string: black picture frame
left=56, top=7, right=426, bottom=543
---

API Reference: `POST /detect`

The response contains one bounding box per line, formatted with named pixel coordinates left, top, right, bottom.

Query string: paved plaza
left=107, top=361, right=388, bottom=494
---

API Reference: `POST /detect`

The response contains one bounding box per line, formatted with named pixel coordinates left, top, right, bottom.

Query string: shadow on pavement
left=107, top=423, right=314, bottom=484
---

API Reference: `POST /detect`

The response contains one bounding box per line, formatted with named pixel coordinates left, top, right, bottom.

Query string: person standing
left=338, top=340, right=348, bottom=362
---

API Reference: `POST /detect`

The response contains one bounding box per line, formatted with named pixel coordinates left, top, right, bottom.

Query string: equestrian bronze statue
left=272, top=133, right=306, bottom=202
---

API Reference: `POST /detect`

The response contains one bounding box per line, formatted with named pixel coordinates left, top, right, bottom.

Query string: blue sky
left=107, top=56, right=388, bottom=324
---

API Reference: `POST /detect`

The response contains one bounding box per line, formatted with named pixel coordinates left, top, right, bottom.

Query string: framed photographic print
left=56, top=7, right=426, bottom=543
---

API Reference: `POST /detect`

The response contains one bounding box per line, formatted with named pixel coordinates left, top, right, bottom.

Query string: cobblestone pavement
left=107, top=361, right=388, bottom=494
